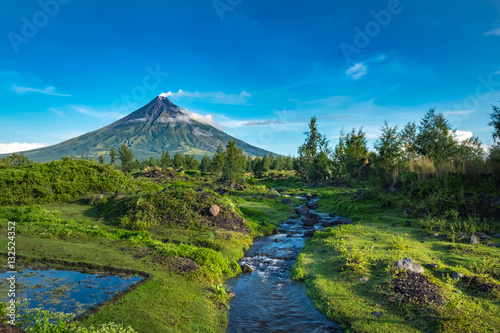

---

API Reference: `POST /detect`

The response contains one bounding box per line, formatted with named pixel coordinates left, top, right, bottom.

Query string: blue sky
left=1, top=0, right=500, bottom=155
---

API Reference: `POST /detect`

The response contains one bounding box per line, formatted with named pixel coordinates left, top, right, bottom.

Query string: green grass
left=292, top=188, right=500, bottom=333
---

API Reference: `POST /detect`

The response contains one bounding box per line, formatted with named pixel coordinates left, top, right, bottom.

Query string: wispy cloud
left=485, top=28, right=500, bottom=36
left=48, top=107, right=65, bottom=117
left=0, top=142, right=46, bottom=154
left=346, top=63, right=367, bottom=80
left=11, top=85, right=71, bottom=96
left=443, top=110, right=475, bottom=116
left=161, top=89, right=252, bottom=105
left=72, top=106, right=125, bottom=120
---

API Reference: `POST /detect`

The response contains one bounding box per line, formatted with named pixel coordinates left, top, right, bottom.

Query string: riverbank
left=292, top=188, right=500, bottom=332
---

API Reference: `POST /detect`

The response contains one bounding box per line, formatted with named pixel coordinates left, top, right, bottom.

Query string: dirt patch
left=462, top=276, right=500, bottom=294
left=120, top=246, right=154, bottom=260
left=149, top=254, right=199, bottom=273
left=391, top=271, right=444, bottom=306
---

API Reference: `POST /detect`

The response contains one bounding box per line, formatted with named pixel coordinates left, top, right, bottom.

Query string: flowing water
left=227, top=198, right=344, bottom=333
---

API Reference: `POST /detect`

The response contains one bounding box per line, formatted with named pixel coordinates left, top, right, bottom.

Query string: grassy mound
left=0, top=160, right=137, bottom=205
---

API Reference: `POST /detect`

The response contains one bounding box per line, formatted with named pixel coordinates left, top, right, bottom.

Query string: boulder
left=281, top=198, right=294, bottom=206
left=305, top=193, right=313, bottom=200
left=475, top=232, right=491, bottom=240
left=304, top=230, right=316, bottom=237
left=274, top=238, right=281, bottom=243
left=296, top=205, right=310, bottom=215
left=240, top=264, right=253, bottom=273
left=321, top=221, right=331, bottom=227
left=306, top=201, right=319, bottom=209
left=270, top=189, right=281, bottom=196
left=469, top=235, right=479, bottom=245
left=371, top=311, right=383, bottom=318
left=394, top=258, right=424, bottom=274
left=303, top=213, right=318, bottom=226
left=209, top=205, right=220, bottom=217
left=451, top=272, right=464, bottom=279
left=360, top=277, right=369, bottom=282
left=427, top=263, right=439, bottom=269
left=267, top=195, right=278, bottom=199
left=0, top=324, right=26, bottom=333
left=491, top=234, right=500, bottom=239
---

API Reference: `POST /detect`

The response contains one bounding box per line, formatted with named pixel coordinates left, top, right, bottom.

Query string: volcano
left=14, top=95, right=273, bottom=162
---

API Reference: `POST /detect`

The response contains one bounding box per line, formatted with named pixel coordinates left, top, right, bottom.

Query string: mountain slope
left=8, top=95, right=273, bottom=162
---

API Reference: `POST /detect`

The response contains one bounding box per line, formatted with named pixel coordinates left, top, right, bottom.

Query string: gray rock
left=296, top=205, right=310, bottom=215
left=270, top=189, right=281, bottom=196
left=394, top=258, right=424, bottom=274
left=360, top=277, right=369, bottom=282
left=0, top=323, right=26, bottom=333
left=491, top=234, right=500, bottom=239
left=321, top=221, right=331, bottom=227
left=428, top=263, right=439, bottom=269
left=475, top=232, right=491, bottom=240
left=209, top=205, right=220, bottom=217
left=267, top=195, right=278, bottom=199
left=451, top=272, right=464, bottom=279
left=469, top=235, right=479, bottom=245
left=372, top=311, right=383, bottom=318
left=305, top=193, right=313, bottom=200
left=304, top=230, right=316, bottom=237
left=241, top=264, right=253, bottom=273
left=303, top=213, right=319, bottom=226
left=274, top=238, right=281, bottom=243
left=281, top=198, right=294, bottom=206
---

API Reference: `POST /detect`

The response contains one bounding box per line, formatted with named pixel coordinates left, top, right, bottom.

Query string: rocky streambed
left=226, top=196, right=345, bottom=333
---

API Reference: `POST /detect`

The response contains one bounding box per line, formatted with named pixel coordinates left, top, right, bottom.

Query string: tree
left=199, top=155, right=211, bottom=172
left=375, top=121, right=403, bottom=173
left=119, top=145, right=134, bottom=173
left=223, top=141, right=246, bottom=182
left=334, top=127, right=368, bottom=178
left=109, top=147, right=117, bottom=166
left=415, top=108, right=456, bottom=161
left=297, top=116, right=332, bottom=182
left=400, top=122, right=417, bottom=159
left=211, top=145, right=226, bottom=176
left=160, top=150, right=172, bottom=169
left=173, top=153, right=185, bottom=169
left=98, top=154, right=105, bottom=164
left=489, top=104, right=500, bottom=143
left=184, top=154, right=200, bottom=170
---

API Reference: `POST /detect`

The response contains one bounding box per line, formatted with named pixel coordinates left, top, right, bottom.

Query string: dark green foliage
left=334, top=127, right=369, bottom=178
left=0, top=160, right=136, bottom=205
left=374, top=122, right=403, bottom=173
left=98, top=154, right=105, bottom=164
left=109, top=147, right=117, bottom=166
left=210, top=145, right=226, bottom=176
left=160, top=150, right=172, bottom=169
left=184, top=154, right=200, bottom=170
left=489, top=104, right=500, bottom=143
left=415, top=108, right=456, bottom=161
left=223, top=141, right=245, bottom=182
left=297, top=116, right=332, bottom=182
left=119, top=145, right=134, bottom=173
left=200, top=155, right=211, bottom=172
left=0, top=153, right=33, bottom=168
left=173, top=153, right=185, bottom=169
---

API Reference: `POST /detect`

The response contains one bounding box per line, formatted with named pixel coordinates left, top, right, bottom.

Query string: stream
left=227, top=197, right=344, bottom=333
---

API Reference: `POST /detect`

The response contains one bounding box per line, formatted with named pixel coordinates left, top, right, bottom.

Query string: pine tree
left=173, top=153, right=185, bottom=169
left=109, top=147, right=117, bottom=166
left=415, top=108, right=456, bottom=161
left=98, top=154, right=105, bottom=164
left=119, top=145, right=134, bottom=173
left=211, top=145, right=226, bottom=176
left=199, top=155, right=211, bottom=172
left=375, top=121, right=403, bottom=173
left=160, top=150, right=172, bottom=170
left=489, top=104, right=500, bottom=143
left=223, top=141, right=246, bottom=182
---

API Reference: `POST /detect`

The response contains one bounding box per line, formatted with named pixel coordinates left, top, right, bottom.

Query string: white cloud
left=453, top=130, right=474, bottom=142
left=161, top=89, right=251, bottom=105
left=346, top=63, right=368, bottom=80
left=485, top=28, right=500, bottom=36
left=443, top=110, right=475, bottom=116
left=0, top=142, right=47, bottom=154
left=48, top=107, right=65, bottom=117
left=11, top=85, right=71, bottom=96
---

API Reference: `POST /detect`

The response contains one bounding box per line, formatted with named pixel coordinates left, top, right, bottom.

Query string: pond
left=0, top=268, right=144, bottom=316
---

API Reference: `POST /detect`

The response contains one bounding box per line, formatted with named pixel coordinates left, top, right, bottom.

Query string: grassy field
left=292, top=188, right=500, bottom=333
